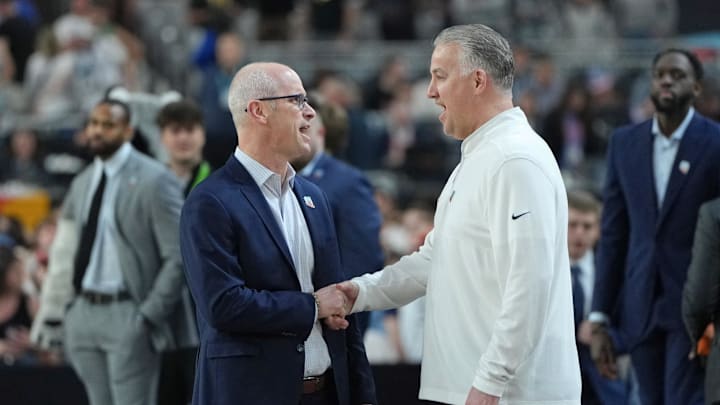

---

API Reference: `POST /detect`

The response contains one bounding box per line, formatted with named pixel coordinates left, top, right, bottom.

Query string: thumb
left=336, top=281, right=358, bottom=299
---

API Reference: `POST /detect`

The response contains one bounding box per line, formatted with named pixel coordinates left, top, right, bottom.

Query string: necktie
left=571, top=264, right=585, bottom=328
left=73, top=171, right=106, bottom=291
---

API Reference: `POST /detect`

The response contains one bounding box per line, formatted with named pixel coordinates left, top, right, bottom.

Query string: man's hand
left=315, top=283, right=350, bottom=319
left=590, top=322, right=618, bottom=379
left=318, top=282, right=360, bottom=330
left=577, top=320, right=593, bottom=346
left=465, top=387, right=499, bottom=405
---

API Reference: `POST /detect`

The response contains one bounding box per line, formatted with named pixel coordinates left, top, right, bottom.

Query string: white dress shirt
left=233, top=147, right=331, bottom=377
left=81, top=142, right=132, bottom=293
left=652, top=107, right=694, bottom=206
left=573, top=250, right=595, bottom=319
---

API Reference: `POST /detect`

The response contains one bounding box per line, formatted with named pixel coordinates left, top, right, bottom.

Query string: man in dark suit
left=590, top=48, right=720, bottom=405
left=180, top=62, right=376, bottom=405
left=292, top=96, right=384, bottom=335
left=30, top=99, right=193, bottom=405
left=567, top=190, right=632, bottom=405
left=683, top=197, right=720, bottom=405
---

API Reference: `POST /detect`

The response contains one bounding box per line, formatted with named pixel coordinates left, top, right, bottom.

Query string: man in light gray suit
left=30, top=99, right=193, bottom=405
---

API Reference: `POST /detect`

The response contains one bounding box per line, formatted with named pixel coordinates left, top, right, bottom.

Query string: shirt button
left=296, top=344, right=304, bottom=353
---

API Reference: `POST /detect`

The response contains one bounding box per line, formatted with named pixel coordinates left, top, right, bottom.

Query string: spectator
left=0, top=0, right=36, bottom=83
left=542, top=78, right=605, bottom=181
left=0, top=128, right=51, bottom=187
left=195, top=31, right=246, bottom=168
left=0, top=246, right=37, bottom=366
left=155, top=99, right=207, bottom=405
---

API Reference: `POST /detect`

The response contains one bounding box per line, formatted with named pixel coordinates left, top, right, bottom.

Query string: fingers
left=323, top=315, right=349, bottom=330
left=590, top=327, right=618, bottom=379
left=315, top=285, right=349, bottom=319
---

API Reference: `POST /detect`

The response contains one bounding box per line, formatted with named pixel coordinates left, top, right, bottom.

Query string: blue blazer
left=180, top=156, right=376, bottom=405
left=302, top=153, right=384, bottom=280
left=592, top=112, right=720, bottom=348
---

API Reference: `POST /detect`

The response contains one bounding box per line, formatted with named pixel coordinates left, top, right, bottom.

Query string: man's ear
left=473, top=69, right=487, bottom=94
left=246, top=100, right=270, bottom=124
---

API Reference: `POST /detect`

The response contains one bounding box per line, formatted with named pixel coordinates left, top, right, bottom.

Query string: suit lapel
left=627, top=125, right=659, bottom=225
left=657, top=115, right=709, bottom=228
left=226, top=158, right=297, bottom=273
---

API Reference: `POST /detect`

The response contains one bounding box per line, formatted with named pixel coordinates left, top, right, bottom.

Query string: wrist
left=311, top=292, right=320, bottom=318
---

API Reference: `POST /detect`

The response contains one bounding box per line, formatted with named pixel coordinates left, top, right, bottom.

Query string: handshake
left=314, top=281, right=359, bottom=330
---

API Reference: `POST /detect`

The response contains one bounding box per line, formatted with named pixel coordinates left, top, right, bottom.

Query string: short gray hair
left=433, top=24, right=514, bottom=91
left=227, top=64, right=279, bottom=126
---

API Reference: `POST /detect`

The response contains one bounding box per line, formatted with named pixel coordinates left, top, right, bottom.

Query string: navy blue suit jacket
left=593, top=112, right=720, bottom=348
left=302, top=153, right=384, bottom=280
left=180, top=156, right=376, bottom=405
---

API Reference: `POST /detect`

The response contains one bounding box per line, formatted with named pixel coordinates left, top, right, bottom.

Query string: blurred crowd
left=1, top=0, right=720, bottom=400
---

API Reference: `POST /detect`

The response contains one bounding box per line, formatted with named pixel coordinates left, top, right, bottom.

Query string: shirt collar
left=651, top=107, right=694, bottom=142
left=94, top=142, right=132, bottom=177
left=299, top=152, right=323, bottom=177
left=233, top=147, right=296, bottom=192
left=574, top=249, right=594, bottom=272
left=461, top=107, right=527, bottom=156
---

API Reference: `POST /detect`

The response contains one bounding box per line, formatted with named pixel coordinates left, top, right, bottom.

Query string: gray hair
left=433, top=24, right=514, bottom=91
left=227, top=64, right=279, bottom=126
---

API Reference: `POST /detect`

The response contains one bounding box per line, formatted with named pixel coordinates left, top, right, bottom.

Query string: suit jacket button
left=296, top=344, right=304, bottom=353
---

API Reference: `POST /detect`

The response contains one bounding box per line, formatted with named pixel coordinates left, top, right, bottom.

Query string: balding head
left=228, top=62, right=306, bottom=130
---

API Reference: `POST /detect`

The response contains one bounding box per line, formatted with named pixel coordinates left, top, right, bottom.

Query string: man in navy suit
left=292, top=96, right=384, bottom=335
left=590, top=48, right=720, bottom=405
left=180, top=62, right=376, bottom=405
left=568, top=190, right=632, bottom=405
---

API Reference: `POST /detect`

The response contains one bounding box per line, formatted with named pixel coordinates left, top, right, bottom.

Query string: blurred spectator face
left=567, top=207, right=599, bottom=261
left=84, top=103, right=132, bottom=159
left=651, top=52, right=701, bottom=115
left=0, top=249, right=23, bottom=294
left=533, top=58, right=555, bottom=87
left=160, top=123, right=206, bottom=167
left=567, top=87, right=588, bottom=112
left=427, top=43, right=479, bottom=140
left=10, top=130, right=38, bottom=161
left=71, top=0, right=92, bottom=15
left=216, top=33, right=245, bottom=72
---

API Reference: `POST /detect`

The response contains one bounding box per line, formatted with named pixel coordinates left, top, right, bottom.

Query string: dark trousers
left=631, top=329, right=704, bottom=405
left=157, top=347, right=197, bottom=405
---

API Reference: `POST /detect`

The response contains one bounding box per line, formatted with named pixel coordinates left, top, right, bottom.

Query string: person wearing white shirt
left=321, top=24, right=581, bottom=405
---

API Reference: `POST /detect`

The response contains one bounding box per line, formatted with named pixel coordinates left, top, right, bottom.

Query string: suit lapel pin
left=303, top=196, right=315, bottom=208
left=678, top=160, right=690, bottom=175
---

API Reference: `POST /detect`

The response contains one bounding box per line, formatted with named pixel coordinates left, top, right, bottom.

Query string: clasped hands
left=314, top=281, right=358, bottom=330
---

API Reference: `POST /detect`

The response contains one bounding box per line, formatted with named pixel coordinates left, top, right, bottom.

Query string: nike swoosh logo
left=511, top=211, right=530, bottom=220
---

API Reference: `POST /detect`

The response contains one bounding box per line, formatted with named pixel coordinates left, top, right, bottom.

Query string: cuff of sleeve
left=588, top=311, right=610, bottom=324
left=350, top=280, right=366, bottom=314
left=311, top=293, right=319, bottom=322
left=471, top=374, right=506, bottom=398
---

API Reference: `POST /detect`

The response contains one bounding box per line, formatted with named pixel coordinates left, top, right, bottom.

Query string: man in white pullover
left=319, top=24, right=581, bottom=405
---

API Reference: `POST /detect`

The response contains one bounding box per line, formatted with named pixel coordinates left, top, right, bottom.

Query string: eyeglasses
left=245, top=94, right=309, bottom=112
